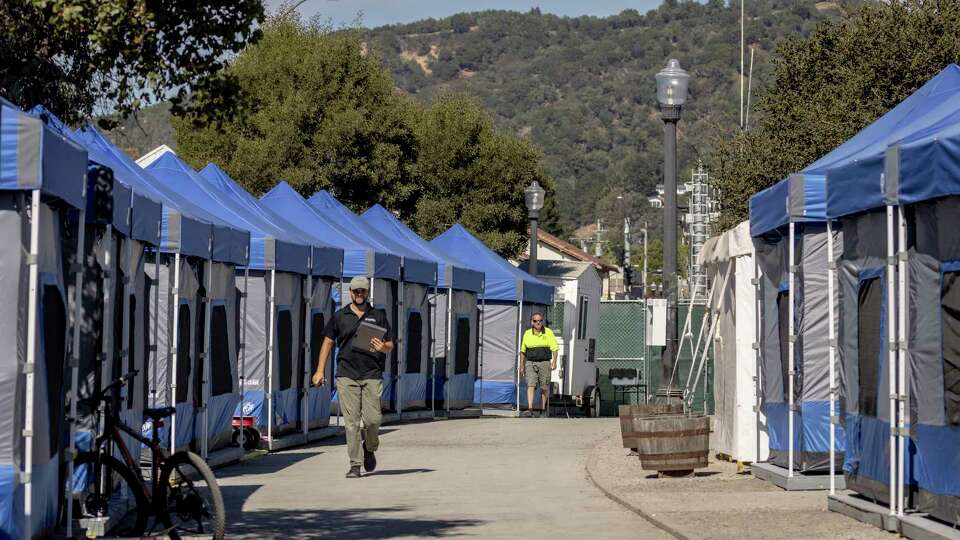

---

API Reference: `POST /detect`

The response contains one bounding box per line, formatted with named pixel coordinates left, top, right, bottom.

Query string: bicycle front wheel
left=65, top=452, right=149, bottom=537
left=157, top=451, right=226, bottom=540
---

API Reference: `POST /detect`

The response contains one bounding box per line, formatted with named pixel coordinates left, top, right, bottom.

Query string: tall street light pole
left=525, top=181, right=546, bottom=276
left=655, top=59, right=689, bottom=402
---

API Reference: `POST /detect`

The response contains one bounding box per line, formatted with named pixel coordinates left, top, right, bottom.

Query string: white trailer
left=526, top=261, right=602, bottom=417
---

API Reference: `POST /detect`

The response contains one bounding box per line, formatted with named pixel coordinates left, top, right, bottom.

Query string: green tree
left=411, top=94, right=555, bottom=257
left=708, top=0, right=960, bottom=229
left=174, top=13, right=421, bottom=215
left=0, top=0, right=263, bottom=125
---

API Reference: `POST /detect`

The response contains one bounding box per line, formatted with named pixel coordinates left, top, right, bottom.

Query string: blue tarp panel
left=821, top=65, right=960, bottom=217
left=260, top=182, right=399, bottom=279
left=308, top=192, right=437, bottom=286
left=430, top=224, right=554, bottom=304
left=0, top=100, right=86, bottom=208
left=72, top=127, right=213, bottom=258
left=145, top=152, right=250, bottom=266
left=199, top=164, right=343, bottom=278
left=749, top=179, right=791, bottom=237
left=895, top=109, right=960, bottom=205
left=361, top=204, right=484, bottom=293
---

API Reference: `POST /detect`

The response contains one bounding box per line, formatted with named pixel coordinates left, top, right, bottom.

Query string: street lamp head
left=525, top=180, right=546, bottom=213
left=655, top=59, right=690, bottom=107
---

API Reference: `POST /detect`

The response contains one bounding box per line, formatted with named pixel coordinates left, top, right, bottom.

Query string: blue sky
left=266, top=1, right=663, bottom=29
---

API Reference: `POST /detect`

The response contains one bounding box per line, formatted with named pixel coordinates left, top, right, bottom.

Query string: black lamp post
left=525, top=180, right=545, bottom=275
left=655, top=58, right=689, bottom=401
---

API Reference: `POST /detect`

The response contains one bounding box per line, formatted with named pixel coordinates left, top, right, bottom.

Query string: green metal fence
left=597, top=300, right=713, bottom=416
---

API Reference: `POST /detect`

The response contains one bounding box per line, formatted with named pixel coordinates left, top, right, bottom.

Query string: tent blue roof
left=141, top=151, right=250, bottom=266
left=430, top=224, right=554, bottom=304
left=752, top=64, right=960, bottom=231
left=361, top=204, right=484, bottom=293
left=198, top=163, right=343, bottom=277
left=1, top=99, right=86, bottom=209
left=307, top=191, right=437, bottom=286
left=260, top=182, right=400, bottom=280
left=825, top=64, right=960, bottom=214
left=73, top=126, right=213, bottom=258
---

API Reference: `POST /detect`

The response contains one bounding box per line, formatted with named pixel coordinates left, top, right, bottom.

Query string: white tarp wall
left=700, top=221, right=768, bottom=463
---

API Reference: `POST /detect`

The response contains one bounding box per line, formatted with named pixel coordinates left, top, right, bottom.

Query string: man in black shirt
left=313, top=276, right=394, bottom=478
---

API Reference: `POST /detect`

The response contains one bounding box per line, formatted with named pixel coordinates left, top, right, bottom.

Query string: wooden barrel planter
left=634, top=414, right=710, bottom=475
left=618, top=403, right=684, bottom=449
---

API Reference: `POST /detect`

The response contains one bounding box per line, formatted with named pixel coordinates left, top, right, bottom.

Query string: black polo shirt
left=324, top=302, right=394, bottom=380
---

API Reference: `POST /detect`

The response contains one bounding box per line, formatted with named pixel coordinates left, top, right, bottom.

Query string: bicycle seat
left=143, top=407, right=176, bottom=420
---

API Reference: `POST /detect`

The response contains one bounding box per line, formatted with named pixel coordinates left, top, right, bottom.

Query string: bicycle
left=63, top=370, right=226, bottom=539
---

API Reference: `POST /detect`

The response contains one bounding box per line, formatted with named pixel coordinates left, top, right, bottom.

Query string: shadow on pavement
left=362, top=468, right=434, bottom=477
left=225, top=506, right=482, bottom=538
left=217, top=450, right=324, bottom=479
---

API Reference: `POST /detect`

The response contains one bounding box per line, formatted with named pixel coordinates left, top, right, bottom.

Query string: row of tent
left=0, top=97, right=555, bottom=538
left=739, top=64, right=960, bottom=525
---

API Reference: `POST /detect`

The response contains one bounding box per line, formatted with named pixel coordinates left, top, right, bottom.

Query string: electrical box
left=646, top=299, right=667, bottom=347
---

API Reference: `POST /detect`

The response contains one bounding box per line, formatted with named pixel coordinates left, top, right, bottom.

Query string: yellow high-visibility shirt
left=521, top=327, right=559, bottom=361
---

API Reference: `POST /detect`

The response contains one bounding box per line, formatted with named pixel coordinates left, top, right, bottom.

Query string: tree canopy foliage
left=708, top=0, right=960, bottom=229
left=174, top=13, right=554, bottom=258
left=0, top=0, right=263, bottom=125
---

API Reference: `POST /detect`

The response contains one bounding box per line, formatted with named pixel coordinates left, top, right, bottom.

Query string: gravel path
left=585, top=428, right=893, bottom=540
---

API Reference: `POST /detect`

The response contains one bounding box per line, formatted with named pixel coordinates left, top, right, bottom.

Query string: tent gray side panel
left=208, top=262, right=239, bottom=394
left=432, top=291, right=448, bottom=359
left=909, top=251, right=942, bottom=426
left=402, top=282, right=429, bottom=409
left=373, top=277, right=397, bottom=410
left=147, top=260, right=170, bottom=406
left=307, top=278, right=335, bottom=428
left=448, top=289, right=478, bottom=409
left=0, top=198, right=24, bottom=464
left=797, top=225, right=832, bottom=402
left=758, top=261, right=785, bottom=405
left=272, top=271, right=303, bottom=433
left=242, top=275, right=267, bottom=393
left=481, top=303, right=519, bottom=383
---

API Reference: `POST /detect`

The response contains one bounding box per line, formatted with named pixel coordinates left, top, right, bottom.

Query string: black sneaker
left=345, top=466, right=362, bottom=478
left=363, top=443, right=377, bottom=473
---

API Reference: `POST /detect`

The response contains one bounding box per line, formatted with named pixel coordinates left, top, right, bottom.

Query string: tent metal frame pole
left=446, top=286, right=454, bottom=416
left=429, top=287, right=436, bottom=418
left=787, top=222, right=796, bottom=478
left=100, top=224, right=116, bottom=488
left=827, top=219, right=838, bottom=495
left=266, top=268, right=277, bottom=451
left=22, top=190, right=41, bottom=540
left=201, top=260, right=213, bottom=459
left=686, top=260, right=732, bottom=408
left=169, top=251, right=182, bottom=455
left=398, top=277, right=405, bottom=418
left=896, top=207, right=907, bottom=516
left=336, top=275, right=343, bottom=428
left=886, top=205, right=897, bottom=516
left=303, top=271, right=313, bottom=437
left=66, top=191, right=87, bottom=538
left=754, top=251, right=763, bottom=464
left=478, top=285, right=486, bottom=413
left=239, top=268, right=249, bottom=452
left=515, top=297, right=521, bottom=413
left=151, top=248, right=160, bottom=408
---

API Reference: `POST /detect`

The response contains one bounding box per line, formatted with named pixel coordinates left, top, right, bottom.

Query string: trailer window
left=578, top=296, right=589, bottom=339
left=942, top=271, right=960, bottom=425
left=858, top=278, right=882, bottom=418
left=406, top=312, right=423, bottom=374
left=42, top=284, right=66, bottom=460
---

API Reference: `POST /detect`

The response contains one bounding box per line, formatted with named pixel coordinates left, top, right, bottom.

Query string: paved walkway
left=216, top=417, right=669, bottom=539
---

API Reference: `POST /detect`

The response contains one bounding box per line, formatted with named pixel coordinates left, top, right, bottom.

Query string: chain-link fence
left=597, top=300, right=713, bottom=416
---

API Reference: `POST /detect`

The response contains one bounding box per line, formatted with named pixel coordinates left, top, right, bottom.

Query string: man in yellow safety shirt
left=519, top=312, right=559, bottom=417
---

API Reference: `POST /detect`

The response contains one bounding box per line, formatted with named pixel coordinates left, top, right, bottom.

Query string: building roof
left=519, top=260, right=596, bottom=280
left=534, top=229, right=618, bottom=274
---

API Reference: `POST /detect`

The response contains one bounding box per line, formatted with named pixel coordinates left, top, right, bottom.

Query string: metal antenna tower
left=687, top=161, right=714, bottom=302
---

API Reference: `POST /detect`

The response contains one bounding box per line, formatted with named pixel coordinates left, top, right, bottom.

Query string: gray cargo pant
left=337, top=377, right=383, bottom=467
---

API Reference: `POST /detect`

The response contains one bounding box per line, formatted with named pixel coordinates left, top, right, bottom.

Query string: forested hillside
left=105, top=1, right=839, bottom=237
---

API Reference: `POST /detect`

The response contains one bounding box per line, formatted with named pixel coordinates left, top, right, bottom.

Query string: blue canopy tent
left=73, top=127, right=249, bottom=456
left=308, top=192, right=438, bottom=412
left=259, top=182, right=402, bottom=412
left=197, top=162, right=344, bottom=446
left=0, top=99, right=88, bottom=539
left=430, top=224, right=554, bottom=410
left=362, top=204, right=485, bottom=411
left=27, top=106, right=165, bottom=536
left=824, top=64, right=960, bottom=524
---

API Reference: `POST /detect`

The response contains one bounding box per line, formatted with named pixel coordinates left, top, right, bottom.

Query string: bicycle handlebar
left=87, top=369, right=140, bottom=406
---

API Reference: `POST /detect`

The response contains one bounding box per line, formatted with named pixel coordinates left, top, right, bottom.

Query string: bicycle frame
left=91, top=407, right=167, bottom=507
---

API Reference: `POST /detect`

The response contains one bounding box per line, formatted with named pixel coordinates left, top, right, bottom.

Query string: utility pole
left=642, top=223, right=648, bottom=298
left=623, top=217, right=631, bottom=296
